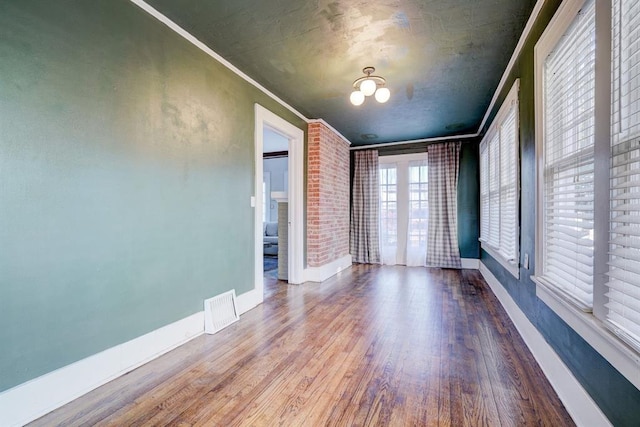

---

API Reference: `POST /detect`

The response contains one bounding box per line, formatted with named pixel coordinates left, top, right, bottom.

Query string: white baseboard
left=0, top=311, right=204, bottom=427
left=0, top=286, right=262, bottom=427
left=479, top=262, right=611, bottom=427
left=236, top=288, right=262, bottom=314
left=461, top=258, right=479, bottom=269
left=304, top=254, right=352, bottom=283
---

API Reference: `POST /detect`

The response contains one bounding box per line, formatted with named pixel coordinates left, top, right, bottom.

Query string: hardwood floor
left=30, top=265, right=575, bottom=426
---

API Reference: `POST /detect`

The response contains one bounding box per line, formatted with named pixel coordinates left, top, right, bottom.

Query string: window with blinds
left=534, top=0, right=640, bottom=389
left=480, top=142, right=489, bottom=241
left=499, top=106, right=518, bottom=261
left=479, top=80, right=520, bottom=275
left=607, top=0, right=640, bottom=350
left=487, top=132, right=501, bottom=249
left=541, top=0, right=596, bottom=309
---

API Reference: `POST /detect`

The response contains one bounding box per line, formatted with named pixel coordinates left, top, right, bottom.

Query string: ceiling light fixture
left=350, top=67, right=390, bottom=106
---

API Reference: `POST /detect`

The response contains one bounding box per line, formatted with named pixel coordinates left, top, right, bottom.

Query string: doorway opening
left=254, top=105, right=304, bottom=303
left=262, top=130, right=288, bottom=292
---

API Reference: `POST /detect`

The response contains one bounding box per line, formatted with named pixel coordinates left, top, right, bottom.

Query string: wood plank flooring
left=30, top=265, right=575, bottom=426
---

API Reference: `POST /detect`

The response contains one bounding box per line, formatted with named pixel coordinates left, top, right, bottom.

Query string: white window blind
left=480, top=141, right=489, bottom=241
left=607, top=0, right=640, bottom=350
left=499, top=104, right=518, bottom=261
left=479, top=80, right=519, bottom=275
left=488, top=131, right=501, bottom=249
left=542, top=0, right=596, bottom=309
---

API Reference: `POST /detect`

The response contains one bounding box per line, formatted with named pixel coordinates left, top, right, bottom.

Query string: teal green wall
left=480, top=1, right=640, bottom=425
left=0, top=0, right=305, bottom=392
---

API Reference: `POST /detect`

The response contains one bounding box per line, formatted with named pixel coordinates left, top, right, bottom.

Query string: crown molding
left=350, top=133, right=477, bottom=151
left=308, top=119, right=352, bottom=145
left=129, top=0, right=309, bottom=124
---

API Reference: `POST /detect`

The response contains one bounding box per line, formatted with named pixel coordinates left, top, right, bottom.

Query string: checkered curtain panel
left=426, top=142, right=462, bottom=268
left=350, top=150, right=381, bottom=264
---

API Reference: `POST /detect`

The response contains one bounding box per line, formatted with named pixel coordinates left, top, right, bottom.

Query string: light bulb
left=375, top=87, right=390, bottom=103
left=360, top=79, right=377, bottom=96
left=350, top=90, right=365, bottom=106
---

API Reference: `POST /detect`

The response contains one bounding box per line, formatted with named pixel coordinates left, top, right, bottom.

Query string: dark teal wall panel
left=0, top=0, right=305, bottom=392
left=457, top=142, right=480, bottom=259
left=479, top=0, right=640, bottom=425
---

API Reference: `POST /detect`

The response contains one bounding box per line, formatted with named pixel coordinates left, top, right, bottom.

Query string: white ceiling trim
left=129, top=0, right=310, bottom=124
left=350, top=133, right=477, bottom=150
left=308, top=119, right=352, bottom=145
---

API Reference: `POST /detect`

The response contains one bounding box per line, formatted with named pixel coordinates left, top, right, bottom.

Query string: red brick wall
left=307, top=122, right=350, bottom=267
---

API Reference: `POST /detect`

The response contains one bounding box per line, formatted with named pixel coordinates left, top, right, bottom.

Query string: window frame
left=479, top=80, right=521, bottom=278
left=533, top=0, right=640, bottom=390
left=379, top=163, right=399, bottom=248
left=262, top=171, right=271, bottom=223
left=536, top=0, right=597, bottom=311
left=407, top=160, right=429, bottom=248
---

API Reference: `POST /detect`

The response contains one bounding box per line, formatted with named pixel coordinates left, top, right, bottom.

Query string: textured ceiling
left=146, top=0, right=536, bottom=146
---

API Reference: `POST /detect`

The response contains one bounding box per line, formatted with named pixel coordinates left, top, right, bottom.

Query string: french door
left=379, top=153, right=428, bottom=266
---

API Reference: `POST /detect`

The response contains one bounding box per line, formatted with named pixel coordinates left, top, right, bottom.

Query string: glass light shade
left=375, top=87, right=391, bottom=103
left=359, top=79, right=377, bottom=96
left=350, top=90, right=365, bottom=106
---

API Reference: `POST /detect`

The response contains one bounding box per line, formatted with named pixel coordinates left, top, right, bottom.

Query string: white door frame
left=254, top=104, right=305, bottom=299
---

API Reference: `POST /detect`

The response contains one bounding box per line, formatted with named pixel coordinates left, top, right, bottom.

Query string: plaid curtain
left=350, top=150, right=381, bottom=264
left=426, top=142, right=462, bottom=268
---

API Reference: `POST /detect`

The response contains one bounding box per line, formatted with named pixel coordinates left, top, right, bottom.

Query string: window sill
left=480, top=243, right=520, bottom=279
left=534, top=277, right=640, bottom=390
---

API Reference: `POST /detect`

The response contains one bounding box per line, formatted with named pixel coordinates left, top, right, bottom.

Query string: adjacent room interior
left=262, top=128, right=288, bottom=283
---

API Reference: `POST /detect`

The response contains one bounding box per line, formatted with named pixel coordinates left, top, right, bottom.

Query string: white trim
left=0, top=312, right=205, bottom=427
left=255, top=108, right=265, bottom=300
left=129, top=0, right=309, bottom=124
left=350, top=133, right=476, bottom=151
left=262, top=171, right=271, bottom=222
left=308, top=119, right=352, bottom=146
left=481, top=243, right=520, bottom=278
left=379, top=152, right=430, bottom=163
left=536, top=281, right=640, bottom=390
left=236, top=288, right=262, bottom=315
left=487, top=79, right=520, bottom=134
left=255, top=104, right=305, bottom=288
left=304, top=254, right=352, bottom=283
left=479, top=263, right=612, bottom=427
left=461, top=258, right=480, bottom=269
